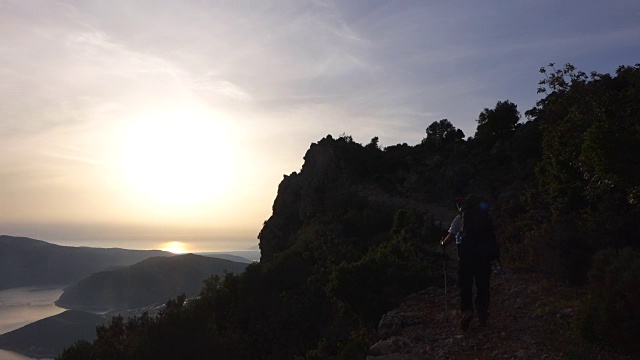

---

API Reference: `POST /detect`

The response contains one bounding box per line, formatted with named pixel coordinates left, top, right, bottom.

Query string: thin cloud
left=190, top=78, right=253, bottom=102
left=1, top=0, right=639, bottom=246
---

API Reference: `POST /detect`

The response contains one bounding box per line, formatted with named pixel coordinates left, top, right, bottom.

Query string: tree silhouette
left=422, top=119, right=464, bottom=149
left=474, top=100, right=520, bottom=144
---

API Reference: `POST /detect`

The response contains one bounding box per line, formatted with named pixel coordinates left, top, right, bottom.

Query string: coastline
left=0, top=348, right=40, bottom=360
left=0, top=287, right=65, bottom=359
left=0, top=287, right=65, bottom=335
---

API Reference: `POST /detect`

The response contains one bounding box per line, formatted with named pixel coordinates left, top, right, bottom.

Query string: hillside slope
left=0, top=235, right=169, bottom=289
left=0, top=310, right=104, bottom=359
left=56, top=253, right=249, bottom=311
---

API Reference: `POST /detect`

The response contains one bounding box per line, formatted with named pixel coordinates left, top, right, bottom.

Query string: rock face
left=258, top=135, right=375, bottom=262
left=257, top=135, right=457, bottom=263
left=366, top=289, right=439, bottom=360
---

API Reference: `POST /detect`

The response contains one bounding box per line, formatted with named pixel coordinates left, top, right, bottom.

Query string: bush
left=578, top=248, right=640, bottom=353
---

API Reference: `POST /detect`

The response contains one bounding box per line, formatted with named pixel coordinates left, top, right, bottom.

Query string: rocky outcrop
left=257, top=135, right=457, bottom=263
left=258, top=135, right=375, bottom=262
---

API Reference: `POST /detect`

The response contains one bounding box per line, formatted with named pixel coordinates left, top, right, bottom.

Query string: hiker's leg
left=474, top=258, right=492, bottom=319
left=458, top=257, right=475, bottom=330
left=458, top=258, right=473, bottom=313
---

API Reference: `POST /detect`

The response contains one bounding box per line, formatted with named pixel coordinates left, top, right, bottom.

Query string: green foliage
left=511, top=120, right=542, bottom=165
left=474, top=100, right=520, bottom=145
left=533, top=63, right=640, bottom=214
left=327, top=209, right=441, bottom=327
left=578, top=248, right=640, bottom=353
left=528, top=63, right=640, bottom=283
left=337, top=133, right=354, bottom=143
left=422, top=119, right=465, bottom=149
left=55, top=340, right=93, bottom=360
left=44, top=179, right=500, bottom=354
left=365, top=136, right=381, bottom=150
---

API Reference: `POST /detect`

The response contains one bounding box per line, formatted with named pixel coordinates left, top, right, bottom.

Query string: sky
left=1, top=0, right=639, bottom=253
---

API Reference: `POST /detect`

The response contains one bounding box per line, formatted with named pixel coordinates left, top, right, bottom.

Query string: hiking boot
left=460, top=311, right=473, bottom=331
left=478, top=312, right=489, bottom=327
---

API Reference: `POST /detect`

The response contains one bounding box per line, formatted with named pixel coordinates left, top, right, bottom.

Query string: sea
left=0, top=287, right=65, bottom=360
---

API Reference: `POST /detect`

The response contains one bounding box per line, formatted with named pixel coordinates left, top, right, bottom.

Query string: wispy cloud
left=1, top=0, right=639, bottom=246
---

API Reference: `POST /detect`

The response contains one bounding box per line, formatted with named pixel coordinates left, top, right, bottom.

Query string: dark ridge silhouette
left=55, top=253, right=249, bottom=311
left=0, top=310, right=104, bottom=359
left=0, top=235, right=170, bottom=289
left=198, top=250, right=260, bottom=263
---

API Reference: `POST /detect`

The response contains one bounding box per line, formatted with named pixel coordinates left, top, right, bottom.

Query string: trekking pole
left=442, top=243, right=448, bottom=323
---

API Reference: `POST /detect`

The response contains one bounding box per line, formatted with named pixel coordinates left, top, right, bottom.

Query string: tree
left=528, top=63, right=640, bottom=284
left=422, top=119, right=464, bottom=148
left=365, top=136, right=380, bottom=150
left=474, top=100, right=520, bottom=143
left=55, top=340, right=93, bottom=360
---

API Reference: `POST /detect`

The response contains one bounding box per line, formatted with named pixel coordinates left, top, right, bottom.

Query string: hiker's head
left=457, top=194, right=485, bottom=212
left=454, top=195, right=466, bottom=212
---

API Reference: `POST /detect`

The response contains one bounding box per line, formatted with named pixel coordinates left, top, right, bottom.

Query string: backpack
left=456, top=200, right=499, bottom=261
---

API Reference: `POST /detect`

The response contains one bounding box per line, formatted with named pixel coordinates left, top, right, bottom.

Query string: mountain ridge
left=55, top=253, right=249, bottom=311
left=0, top=235, right=170, bottom=289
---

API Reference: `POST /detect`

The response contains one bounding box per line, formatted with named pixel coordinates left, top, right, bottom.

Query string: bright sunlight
left=120, top=108, right=235, bottom=208
left=160, top=241, right=189, bottom=254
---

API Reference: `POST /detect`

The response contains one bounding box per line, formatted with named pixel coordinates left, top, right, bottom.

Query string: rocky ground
left=367, top=250, right=635, bottom=360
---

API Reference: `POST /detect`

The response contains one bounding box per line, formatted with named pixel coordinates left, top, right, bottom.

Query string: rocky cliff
left=259, top=135, right=380, bottom=262
left=258, top=135, right=458, bottom=263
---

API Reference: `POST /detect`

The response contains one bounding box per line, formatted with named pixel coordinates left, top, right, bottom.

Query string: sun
left=119, top=108, right=235, bottom=207
left=160, top=241, right=188, bottom=254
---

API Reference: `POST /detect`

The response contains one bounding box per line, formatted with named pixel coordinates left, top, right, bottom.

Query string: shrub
left=578, top=248, right=640, bottom=353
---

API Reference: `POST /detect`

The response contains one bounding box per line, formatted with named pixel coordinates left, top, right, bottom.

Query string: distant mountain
left=199, top=249, right=260, bottom=263
left=56, top=253, right=249, bottom=311
left=0, top=235, right=170, bottom=289
left=0, top=310, right=104, bottom=359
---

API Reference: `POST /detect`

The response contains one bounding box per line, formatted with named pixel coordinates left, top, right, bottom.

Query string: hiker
left=441, top=195, right=498, bottom=331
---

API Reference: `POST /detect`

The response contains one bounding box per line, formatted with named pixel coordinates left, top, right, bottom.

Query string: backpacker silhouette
left=455, top=196, right=499, bottom=262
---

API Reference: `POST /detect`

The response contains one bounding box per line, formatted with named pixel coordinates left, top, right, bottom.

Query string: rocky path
left=367, top=258, right=634, bottom=360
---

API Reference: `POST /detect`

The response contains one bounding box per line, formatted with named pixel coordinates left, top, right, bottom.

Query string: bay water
left=0, top=287, right=65, bottom=360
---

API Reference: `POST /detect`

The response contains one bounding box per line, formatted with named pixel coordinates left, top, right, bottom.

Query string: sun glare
left=119, top=108, right=235, bottom=208
left=160, top=241, right=188, bottom=254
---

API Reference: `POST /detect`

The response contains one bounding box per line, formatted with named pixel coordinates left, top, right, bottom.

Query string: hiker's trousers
left=458, top=255, right=491, bottom=315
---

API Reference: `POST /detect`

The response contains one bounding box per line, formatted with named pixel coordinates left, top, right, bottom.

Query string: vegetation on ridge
left=57, top=63, right=640, bottom=359
left=55, top=254, right=249, bottom=311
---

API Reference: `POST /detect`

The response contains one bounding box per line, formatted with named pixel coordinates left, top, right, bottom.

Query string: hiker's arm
left=441, top=232, right=455, bottom=246
left=441, top=214, right=461, bottom=246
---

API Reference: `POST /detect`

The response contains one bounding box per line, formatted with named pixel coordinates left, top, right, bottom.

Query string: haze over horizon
left=1, top=0, right=639, bottom=252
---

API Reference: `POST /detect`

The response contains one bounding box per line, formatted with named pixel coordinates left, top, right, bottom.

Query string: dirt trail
left=368, top=255, right=634, bottom=360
